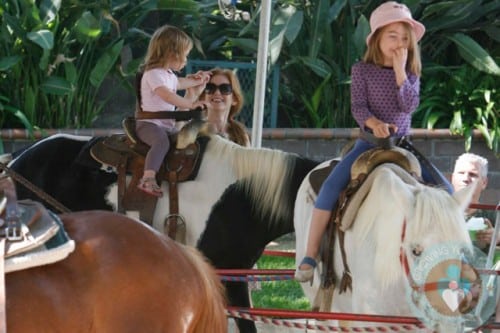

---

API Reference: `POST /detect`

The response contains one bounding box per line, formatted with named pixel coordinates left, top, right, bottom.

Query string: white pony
left=295, top=159, right=478, bottom=332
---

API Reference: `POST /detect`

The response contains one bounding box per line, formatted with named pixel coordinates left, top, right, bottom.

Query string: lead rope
left=0, top=161, right=71, bottom=214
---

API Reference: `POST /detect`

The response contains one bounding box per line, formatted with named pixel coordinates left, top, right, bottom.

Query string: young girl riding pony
left=136, top=25, right=209, bottom=197
left=295, top=1, right=453, bottom=283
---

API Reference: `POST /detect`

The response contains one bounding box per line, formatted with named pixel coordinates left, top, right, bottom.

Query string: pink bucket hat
left=366, top=1, right=425, bottom=45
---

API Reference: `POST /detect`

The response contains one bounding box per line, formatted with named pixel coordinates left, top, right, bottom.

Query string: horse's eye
left=412, top=245, right=423, bottom=257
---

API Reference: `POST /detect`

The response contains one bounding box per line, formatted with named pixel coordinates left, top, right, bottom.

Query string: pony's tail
left=183, top=245, right=228, bottom=333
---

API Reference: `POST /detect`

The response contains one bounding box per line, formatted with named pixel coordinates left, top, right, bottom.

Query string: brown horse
left=5, top=210, right=227, bottom=333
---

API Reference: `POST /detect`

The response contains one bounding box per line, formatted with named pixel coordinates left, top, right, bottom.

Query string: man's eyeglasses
left=204, top=83, right=233, bottom=95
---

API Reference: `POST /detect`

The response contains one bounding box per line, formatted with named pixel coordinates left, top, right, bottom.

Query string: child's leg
left=301, top=207, right=332, bottom=265
left=136, top=121, right=170, bottom=174
left=298, top=139, right=374, bottom=272
left=136, top=122, right=170, bottom=196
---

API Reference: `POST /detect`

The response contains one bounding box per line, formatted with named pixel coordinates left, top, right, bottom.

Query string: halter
left=399, top=220, right=482, bottom=315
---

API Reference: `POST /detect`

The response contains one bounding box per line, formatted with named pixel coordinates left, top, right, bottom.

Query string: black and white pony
left=5, top=133, right=318, bottom=333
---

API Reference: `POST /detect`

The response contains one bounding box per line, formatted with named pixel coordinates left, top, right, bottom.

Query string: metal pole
left=251, top=0, right=271, bottom=148
left=485, top=202, right=500, bottom=268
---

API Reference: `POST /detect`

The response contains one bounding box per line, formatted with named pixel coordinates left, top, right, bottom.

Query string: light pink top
left=140, top=68, right=177, bottom=129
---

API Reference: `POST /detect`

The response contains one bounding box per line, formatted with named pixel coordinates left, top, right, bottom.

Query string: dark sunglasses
left=204, top=83, right=233, bottom=95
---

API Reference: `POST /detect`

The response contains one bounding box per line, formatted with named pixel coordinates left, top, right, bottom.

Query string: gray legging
left=136, top=120, right=178, bottom=172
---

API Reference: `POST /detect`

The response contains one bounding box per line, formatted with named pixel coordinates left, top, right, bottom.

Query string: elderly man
left=451, top=153, right=494, bottom=248
left=452, top=153, right=500, bottom=332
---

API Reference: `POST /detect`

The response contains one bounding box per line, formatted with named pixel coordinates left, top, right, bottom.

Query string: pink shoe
left=138, top=177, right=163, bottom=197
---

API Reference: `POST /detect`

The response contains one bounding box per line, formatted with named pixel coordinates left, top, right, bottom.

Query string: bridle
left=399, top=220, right=482, bottom=315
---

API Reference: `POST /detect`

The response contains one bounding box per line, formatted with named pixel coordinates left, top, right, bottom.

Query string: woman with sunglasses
left=185, top=68, right=250, bottom=147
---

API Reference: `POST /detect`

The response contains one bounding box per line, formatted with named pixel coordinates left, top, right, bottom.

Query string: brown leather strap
left=166, top=171, right=179, bottom=239
left=337, top=228, right=352, bottom=293
left=334, top=187, right=355, bottom=293
left=135, top=111, right=177, bottom=119
left=135, top=109, right=203, bottom=121
left=116, top=155, right=128, bottom=213
left=320, top=215, right=336, bottom=289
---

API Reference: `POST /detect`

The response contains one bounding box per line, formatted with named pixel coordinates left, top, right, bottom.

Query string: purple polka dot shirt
left=351, top=61, right=420, bottom=136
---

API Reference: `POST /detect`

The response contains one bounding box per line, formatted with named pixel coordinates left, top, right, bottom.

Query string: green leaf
left=309, top=0, right=329, bottom=58
left=447, top=33, right=500, bottom=75
left=450, top=110, right=463, bottom=134
left=0, top=56, right=22, bottom=70
left=353, top=15, right=369, bottom=58
left=40, top=76, right=73, bottom=95
left=39, top=48, right=50, bottom=71
left=427, top=112, right=446, bottom=128
left=270, top=28, right=286, bottom=66
left=24, top=86, right=36, bottom=123
left=228, top=38, right=258, bottom=52
left=13, top=109, right=34, bottom=132
left=74, top=11, right=102, bottom=41
left=27, top=30, right=54, bottom=50
left=157, top=0, right=200, bottom=11
left=328, top=0, right=347, bottom=24
left=284, top=10, right=303, bottom=44
left=3, top=13, right=27, bottom=42
left=90, top=39, right=124, bottom=88
left=64, top=61, right=78, bottom=85
left=299, top=57, right=332, bottom=78
left=40, top=0, right=62, bottom=23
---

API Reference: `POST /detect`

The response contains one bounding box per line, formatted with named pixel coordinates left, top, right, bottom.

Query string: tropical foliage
left=196, top=0, right=498, bottom=152
left=0, top=0, right=200, bottom=131
left=1, top=0, right=499, bottom=153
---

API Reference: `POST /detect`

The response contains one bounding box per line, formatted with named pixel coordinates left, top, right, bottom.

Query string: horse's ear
left=452, top=180, right=477, bottom=213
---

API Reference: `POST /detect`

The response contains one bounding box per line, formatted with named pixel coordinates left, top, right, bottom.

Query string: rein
left=0, top=162, right=71, bottom=214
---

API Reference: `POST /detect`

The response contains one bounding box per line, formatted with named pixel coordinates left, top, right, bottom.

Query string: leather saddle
left=0, top=176, right=74, bottom=273
left=89, top=70, right=210, bottom=241
left=90, top=118, right=209, bottom=240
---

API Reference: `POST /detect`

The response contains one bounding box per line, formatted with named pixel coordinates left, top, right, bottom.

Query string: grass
left=251, top=254, right=311, bottom=310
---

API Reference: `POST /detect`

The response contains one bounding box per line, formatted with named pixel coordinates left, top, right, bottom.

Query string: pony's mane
left=353, top=166, right=469, bottom=289
left=207, top=135, right=296, bottom=224
left=408, top=186, right=470, bottom=245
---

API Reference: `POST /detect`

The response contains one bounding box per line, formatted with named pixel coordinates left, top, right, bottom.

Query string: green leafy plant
left=415, top=64, right=499, bottom=154
left=0, top=0, right=201, bottom=129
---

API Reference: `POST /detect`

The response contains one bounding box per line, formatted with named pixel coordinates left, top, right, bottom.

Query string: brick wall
left=1, top=128, right=498, bottom=206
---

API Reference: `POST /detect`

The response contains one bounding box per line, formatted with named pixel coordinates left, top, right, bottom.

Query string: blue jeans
left=314, top=138, right=453, bottom=211
left=315, top=139, right=374, bottom=210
